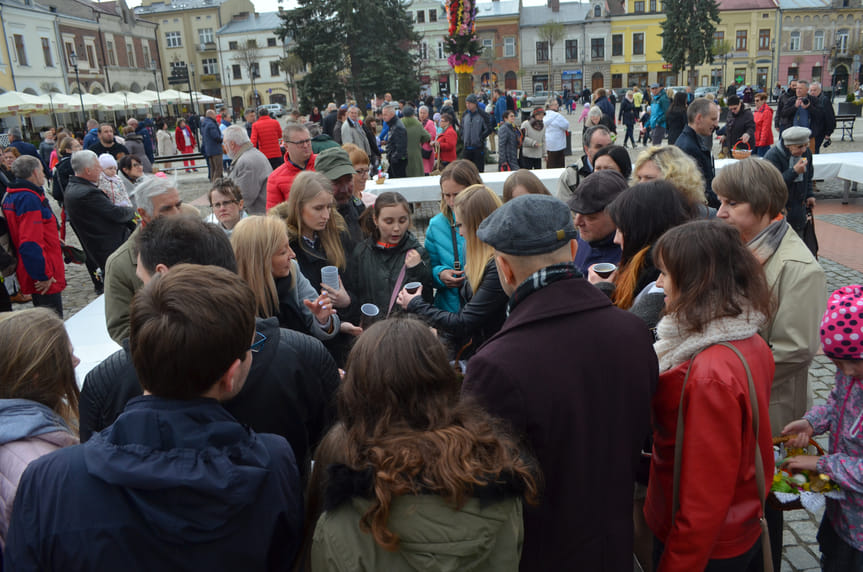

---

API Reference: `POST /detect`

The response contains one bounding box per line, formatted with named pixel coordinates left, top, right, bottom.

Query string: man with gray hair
left=307, top=121, right=339, bottom=154
left=64, top=150, right=135, bottom=278
left=808, top=81, right=835, bottom=154
left=675, top=97, right=719, bottom=205
left=556, top=124, right=612, bottom=201
left=266, top=122, right=316, bottom=209
left=223, top=124, right=272, bottom=214
left=381, top=103, right=407, bottom=178
left=340, top=105, right=371, bottom=155
left=7, top=127, right=41, bottom=164
left=104, top=174, right=186, bottom=342
left=1, top=155, right=65, bottom=315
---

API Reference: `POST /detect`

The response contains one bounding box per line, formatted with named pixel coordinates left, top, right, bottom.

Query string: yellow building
left=696, top=0, right=779, bottom=90
left=0, top=11, right=15, bottom=94
left=610, top=0, right=673, bottom=89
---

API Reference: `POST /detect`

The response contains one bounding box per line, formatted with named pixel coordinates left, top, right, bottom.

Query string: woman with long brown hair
left=307, top=318, right=538, bottom=571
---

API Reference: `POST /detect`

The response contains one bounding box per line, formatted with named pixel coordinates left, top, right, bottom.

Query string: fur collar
left=322, top=463, right=528, bottom=512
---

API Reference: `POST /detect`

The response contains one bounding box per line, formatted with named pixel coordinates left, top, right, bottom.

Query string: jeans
left=756, top=146, right=770, bottom=157
left=651, top=126, right=667, bottom=146
left=819, top=515, right=863, bottom=571
left=624, top=123, right=636, bottom=148
left=32, top=292, right=63, bottom=318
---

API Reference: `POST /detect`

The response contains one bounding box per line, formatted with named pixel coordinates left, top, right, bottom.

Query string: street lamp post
left=190, top=63, right=198, bottom=114
left=771, top=39, right=776, bottom=92
left=150, top=60, right=164, bottom=117
left=69, top=51, right=86, bottom=126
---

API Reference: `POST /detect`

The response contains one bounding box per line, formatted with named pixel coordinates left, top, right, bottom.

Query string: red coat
left=266, top=154, right=316, bottom=210
left=436, top=126, right=457, bottom=163
left=175, top=126, right=195, bottom=153
left=645, top=336, right=775, bottom=571
left=251, top=115, right=284, bottom=159
left=753, top=103, right=774, bottom=148
left=1, top=181, right=65, bottom=295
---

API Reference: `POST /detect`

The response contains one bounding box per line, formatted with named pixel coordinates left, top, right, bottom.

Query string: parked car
left=261, top=103, right=286, bottom=117
left=509, top=89, right=526, bottom=100
left=694, top=86, right=719, bottom=98
left=669, top=86, right=688, bottom=95
left=613, top=88, right=629, bottom=101
left=526, top=91, right=563, bottom=107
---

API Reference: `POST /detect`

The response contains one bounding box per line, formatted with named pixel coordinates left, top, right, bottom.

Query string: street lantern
left=69, top=51, right=86, bottom=125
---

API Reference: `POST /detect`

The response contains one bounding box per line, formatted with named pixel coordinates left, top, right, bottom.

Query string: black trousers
left=268, top=156, right=285, bottom=170
left=389, top=159, right=407, bottom=179
left=32, top=292, right=63, bottom=318
left=461, top=147, right=485, bottom=173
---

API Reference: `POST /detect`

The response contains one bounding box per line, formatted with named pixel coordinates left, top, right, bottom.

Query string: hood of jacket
left=0, top=398, right=73, bottom=446
left=83, top=396, right=273, bottom=543
left=124, top=133, right=143, bottom=143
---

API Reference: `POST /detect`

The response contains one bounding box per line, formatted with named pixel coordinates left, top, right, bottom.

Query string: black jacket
left=336, top=197, right=366, bottom=246
left=776, top=91, right=799, bottom=132
left=721, top=107, right=756, bottom=151
left=764, top=143, right=814, bottom=231
left=321, top=110, right=338, bottom=138
left=5, top=395, right=303, bottom=572
left=78, top=317, right=339, bottom=472
left=385, top=116, right=408, bottom=163
left=619, top=98, right=636, bottom=126
left=810, top=92, right=836, bottom=139
left=666, top=107, right=687, bottom=144
left=63, top=175, right=135, bottom=270
left=407, top=258, right=508, bottom=360
left=675, top=125, right=716, bottom=205
left=51, top=155, right=74, bottom=205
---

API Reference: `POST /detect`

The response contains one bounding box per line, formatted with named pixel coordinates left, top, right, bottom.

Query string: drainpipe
left=775, top=3, right=782, bottom=88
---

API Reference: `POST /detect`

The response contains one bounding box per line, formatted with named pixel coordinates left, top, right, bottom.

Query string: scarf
left=508, top=262, right=579, bottom=314
left=747, top=215, right=787, bottom=263
left=654, top=310, right=766, bottom=373
left=529, top=117, right=544, bottom=131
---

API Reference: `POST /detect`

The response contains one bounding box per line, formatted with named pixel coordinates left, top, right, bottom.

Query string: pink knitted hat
left=821, top=285, right=863, bottom=360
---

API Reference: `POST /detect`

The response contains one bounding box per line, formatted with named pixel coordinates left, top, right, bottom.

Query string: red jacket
left=645, top=336, right=775, bottom=571
left=1, top=181, right=65, bottom=295
left=753, top=103, right=774, bottom=148
left=175, top=126, right=196, bottom=153
left=436, top=126, right=457, bottom=163
left=251, top=115, right=284, bottom=159
left=266, top=154, right=316, bottom=210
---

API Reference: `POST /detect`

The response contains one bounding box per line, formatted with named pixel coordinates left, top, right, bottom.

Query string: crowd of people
left=0, top=78, right=859, bottom=572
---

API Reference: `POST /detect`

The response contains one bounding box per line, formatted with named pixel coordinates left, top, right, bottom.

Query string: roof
left=476, top=0, right=520, bottom=18
left=520, top=2, right=590, bottom=26
left=606, top=0, right=626, bottom=16
left=717, top=0, right=778, bottom=10
left=217, top=11, right=283, bottom=34
left=777, top=0, right=829, bottom=8
left=134, top=0, right=226, bottom=14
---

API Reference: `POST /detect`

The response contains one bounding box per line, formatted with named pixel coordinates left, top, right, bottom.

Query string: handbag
left=421, top=147, right=432, bottom=159
left=802, top=206, right=818, bottom=259
left=671, top=342, right=773, bottom=572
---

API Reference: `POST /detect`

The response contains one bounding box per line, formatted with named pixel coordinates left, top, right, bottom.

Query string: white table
left=64, top=294, right=120, bottom=389
left=364, top=168, right=566, bottom=202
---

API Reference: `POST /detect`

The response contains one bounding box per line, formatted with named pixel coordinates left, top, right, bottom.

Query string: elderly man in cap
left=315, top=146, right=365, bottom=245
left=460, top=93, right=493, bottom=172
left=382, top=103, right=408, bottom=179
left=462, top=194, right=657, bottom=572
left=764, top=126, right=816, bottom=236
left=567, top=170, right=627, bottom=276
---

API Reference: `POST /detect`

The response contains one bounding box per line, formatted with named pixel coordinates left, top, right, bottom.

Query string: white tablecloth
left=365, top=168, right=566, bottom=202
left=65, top=294, right=120, bottom=388
left=715, top=152, right=863, bottom=182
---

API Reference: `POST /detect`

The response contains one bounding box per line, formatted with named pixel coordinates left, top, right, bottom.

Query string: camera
left=801, top=97, right=810, bottom=106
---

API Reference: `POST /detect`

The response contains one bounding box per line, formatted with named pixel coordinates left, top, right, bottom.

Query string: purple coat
left=462, top=275, right=658, bottom=571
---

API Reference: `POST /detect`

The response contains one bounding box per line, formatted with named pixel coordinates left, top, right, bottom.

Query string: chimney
left=548, top=0, right=560, bottom=11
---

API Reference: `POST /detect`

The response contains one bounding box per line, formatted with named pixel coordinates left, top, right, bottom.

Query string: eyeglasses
left=249, top=331, right=266, bottom=353
left=355, top=168, right=370, bottom=176
left=131, top=163, right=143, bottom=168
left=286, top=138, right=312, bottom=146
left=212, top=199, right=238, bottom=209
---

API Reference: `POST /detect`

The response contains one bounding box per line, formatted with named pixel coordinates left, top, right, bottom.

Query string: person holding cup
left=397, top=185, right=508, bottom=361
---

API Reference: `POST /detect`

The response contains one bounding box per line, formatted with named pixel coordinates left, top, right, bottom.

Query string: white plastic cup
left=360, top=303, right=380, bottom=330
left=321, top=266, right=340, bottom=291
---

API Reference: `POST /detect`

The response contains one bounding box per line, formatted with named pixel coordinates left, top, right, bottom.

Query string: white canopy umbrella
left=158, top=89, right=192, bottom=104
left=192, top=91, right=223, bottom=105
left=0, top=91, right=48, bottom=116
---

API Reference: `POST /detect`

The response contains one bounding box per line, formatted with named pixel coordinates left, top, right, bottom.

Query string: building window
left=13, top=34, right=26, bottom=65
left=594, top=4, right=601, bottom=17
left=814, top=30, right=824, bottom=51
left=228, top=40, right=238, bottom=50
left=634, top=0, right=645, bottom=13
left=536, top=41, right=549, bottom=63
left=438, top=41, right=445, bottom=59
left=735, top=30, right=747, bottom=51
left=713, top=30, right=724, bottom=45
left=789, top=31, right=800, bottom=51
left=65, top=42, right=74, bottom=66
left=270, top=61, right=280, bottom=76
left=165, top=31, right=182, bottom=48
left=633, top=33, right=644, bottom=55
left=232, top=64, right=241, bottom=80
left=733, top=67, right=746, bottom=84
left=591, top=37, right=605, bottom=60
left=787, top=66, right=798, bottom=80
left=143, top=45, right=150, bottom=65
left=247, top=39, right=257, bottom=48
left=504, top=37, right=516, bottom=58
left=106, top=41, right=116, bottom=66
left=429, top=9, right=437, bottom=22
left=419, top=41, right=429, bottom=61
left=41, top=38, right=53, bottom=67
left=127, top=44, right=135, bottom=67
left=812, top=64, right=822, bottom=82
left=416, top=10, right=425, bottom=23
left=267, top=37, right=277, bottom=47
left=757, top=66, right=768, bottom=87
left=251, top=62, right=260, bottom=78
left=198, top=28, right=213, bottom=44
left=87, top=45, right=96, bottom=68
left=649, top=0, right=656, bottom=11
left=202, top=58, right=217, bottom=74
left=612, top=34, right=623, bottom=56
left=838, top=30, right=849, bottom=53
left=566, top=39, right=579, bottom=61
left=482, top=38, right=493, bottom=53
left=758, top=29, right=770, bottom=50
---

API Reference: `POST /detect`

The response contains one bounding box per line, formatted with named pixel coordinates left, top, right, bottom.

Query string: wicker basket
left=731, top=141, right=752, bottom=160
left=768, top=435, right=827, bottom=511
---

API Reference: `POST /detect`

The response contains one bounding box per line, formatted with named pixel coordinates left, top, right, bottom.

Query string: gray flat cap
left=477, top=194, right=578, bottom=255
left=567, top=170, right=628, bottom=214
left=782, top=126, right=811, bottom=146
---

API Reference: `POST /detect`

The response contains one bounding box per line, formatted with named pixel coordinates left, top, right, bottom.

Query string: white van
left=261, top=103, right=286, bottom=117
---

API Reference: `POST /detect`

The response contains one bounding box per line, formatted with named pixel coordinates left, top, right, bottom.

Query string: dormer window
left=594, top=4, right=602, bottom=17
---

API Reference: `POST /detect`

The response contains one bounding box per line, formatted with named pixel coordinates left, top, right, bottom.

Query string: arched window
left=594, top=4, right=601, bottom=17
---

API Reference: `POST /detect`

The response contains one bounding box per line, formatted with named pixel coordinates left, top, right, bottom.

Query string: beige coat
left=520, top=119, right=545, bottom=160
left=759, top=225, right=827, bottom=435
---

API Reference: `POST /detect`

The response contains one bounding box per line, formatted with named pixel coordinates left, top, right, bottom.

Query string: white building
left=407, top=0, right=450, bottom=97
left=0, top=0, right=65, bottom=95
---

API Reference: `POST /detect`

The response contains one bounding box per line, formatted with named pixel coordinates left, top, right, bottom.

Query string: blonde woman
left=632, top=145, right=714, bottom=218
left=230, top=215, right=340, bottom=341
left=397, top=184, right=507, bottom=361
left=0, top=309, right=79, bottom=545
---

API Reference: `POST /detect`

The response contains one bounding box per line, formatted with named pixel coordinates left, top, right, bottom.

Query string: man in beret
left=462, top=194, right=658, bottom=572
left=566, top=170, right=626, bottom=276
left=764, top=126, right=815, bottom=236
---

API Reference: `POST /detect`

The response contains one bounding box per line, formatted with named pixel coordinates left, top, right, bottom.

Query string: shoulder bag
left=671, top=342, right=772, bottom=572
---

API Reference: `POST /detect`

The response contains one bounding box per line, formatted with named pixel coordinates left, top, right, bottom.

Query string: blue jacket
left=596, top=96, right=615, bottom=121
left=82, top=128, right=99, bottom=150
left=424, top=211, right=466, bottom=313
left=649, top=90, right=670, bottom=129
left=4, top=396, right=303, bottom=571
left=494, top=96, right=507, bottom=125
left=135, top=125, right=155, bottom=164
left=573, top=232, right=621, bottom=276
left=200, top=116, right=223, bottom=158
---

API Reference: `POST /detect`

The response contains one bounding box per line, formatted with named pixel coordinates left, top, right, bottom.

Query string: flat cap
left=567, top=170, right=628, bottom=214
left=466, top=94, right=478, bottom=104
left=782, top=126, right=811, bottom=146
left=477, top=194, right=578, bottom=255
left=649, top=82, right=661, bottom=88
left=315, top=147, right=355, bottom=181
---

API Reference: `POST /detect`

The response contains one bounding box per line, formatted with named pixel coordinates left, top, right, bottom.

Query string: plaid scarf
left=508, top=263, right=580, bottom=314
left=747, top=215, right=788, bottom=264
